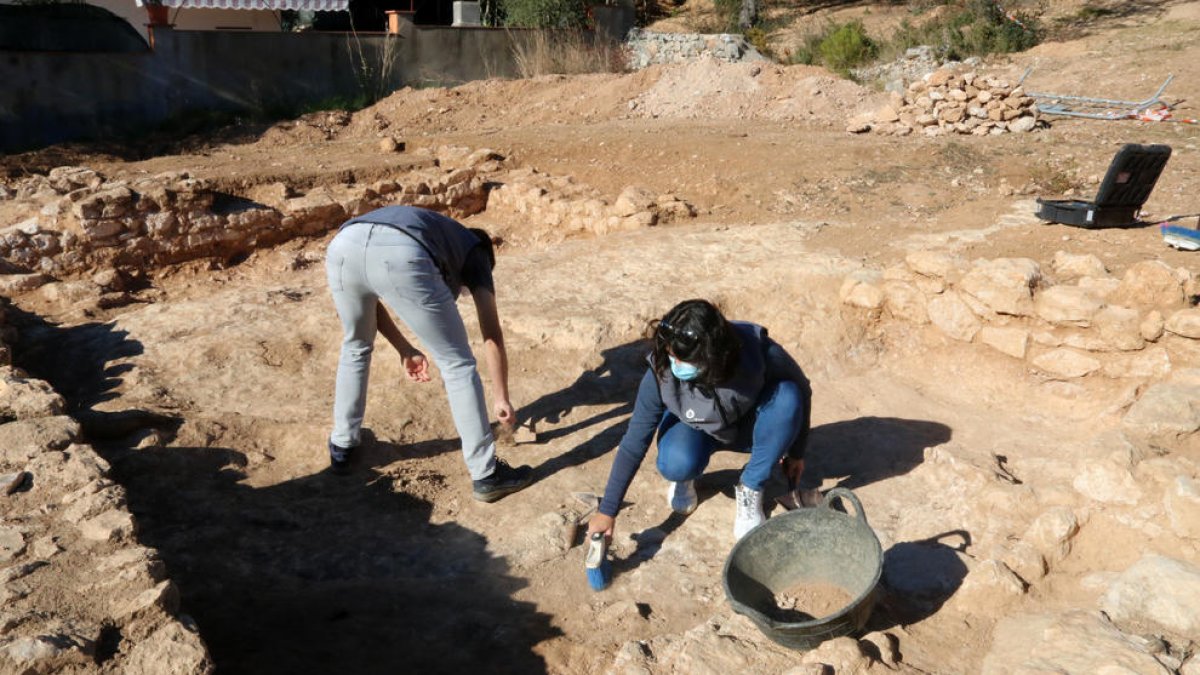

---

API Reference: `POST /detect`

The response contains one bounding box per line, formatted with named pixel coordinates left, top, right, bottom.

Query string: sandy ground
left=5, top=2, right=1200, bottom=673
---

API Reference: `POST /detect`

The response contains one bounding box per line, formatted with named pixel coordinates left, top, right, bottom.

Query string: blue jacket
left=598, top=323, right=810, bottom=517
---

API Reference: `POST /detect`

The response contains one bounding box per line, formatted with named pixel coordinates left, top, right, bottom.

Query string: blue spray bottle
left=585, top=531, right=612, bottom=591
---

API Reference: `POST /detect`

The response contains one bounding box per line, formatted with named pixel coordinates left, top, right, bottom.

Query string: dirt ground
left=5, top=1, right=1200, bottom=673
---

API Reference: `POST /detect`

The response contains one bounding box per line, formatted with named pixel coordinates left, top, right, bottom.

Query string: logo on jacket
left=685, top=409, right=695, bottom=420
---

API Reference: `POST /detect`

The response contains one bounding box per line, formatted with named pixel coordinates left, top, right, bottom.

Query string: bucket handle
left=820, top=487, right=869, bottom=528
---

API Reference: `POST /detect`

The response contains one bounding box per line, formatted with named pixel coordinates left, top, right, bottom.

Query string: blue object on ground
left=1162, top=224, right=1200, bottom=251
left=585, top=532, right=612, bottom=591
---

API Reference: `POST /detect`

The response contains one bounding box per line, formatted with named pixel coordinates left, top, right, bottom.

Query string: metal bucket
left=722, top=487, right=882, bottom=650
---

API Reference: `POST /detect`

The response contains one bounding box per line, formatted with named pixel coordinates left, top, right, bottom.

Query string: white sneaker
left=734, top=484, right=766, bottom=540
left=666, top=480, right=698, bottom=515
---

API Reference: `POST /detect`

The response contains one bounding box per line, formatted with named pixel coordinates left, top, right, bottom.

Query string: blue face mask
left=669, top=356, right=701, bottom=381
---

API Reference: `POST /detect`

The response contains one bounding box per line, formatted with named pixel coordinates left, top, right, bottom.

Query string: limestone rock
left=959, top=258, right=1041, bottom=316
left=1031, top=349, right=1101, bottom=378
left=982, top=610, right=1171, bottom=675
left=0, top=633, right=93, bottom=674
left=1034, top=285, right=1104, bottom=325
left=1094, top=305, right=1144, bottom=351
left=1024, top=507, right=1078, bottom=565
left=1072, top=459, right=1142, bottom=505
left=613, top=186, right=656, bottom=218
left=839, top=275, right=884, bottom=310
left=1113, top=261, right=1186, bottom=309
left=1101, top=347, right=1171, bottom=379
left=1141, top=310, right=1165, bottom=341
left=118, top=580, right=181, bottom=623
left=1122, top=381, right=1200, bottom=449
left=1165, top=476, right=1200, bottom=539
left=1165, top=308, right=1200, bottom=339
left=882, top=280, right=928, bottom=323
left=927, top=291, right=980, bottom=342
left=0, top=527, right=26, bottom=562
left=799, top=636, right=872, bottom=673
left=1101, top=555, right=1200, bottom=641
left=0, top=367, right=64, bottom=420
left=997, top=540, right=1046, bottom=583
left=1078, top=275, right=1122, bottom=300
left=79, top=509, right=135, bottom=542
left=120, top=620, right=215, bottom=675
left=905, top=251, right=962, bottom=281
left=1052, top=251, right=1108, bottom=280
left=979, top=326, right=1028, bottom=359
left=0, top=273, right=51, bottom=296
left=1008, top=115, right=1037, bottom=133
left=949, top=559, right=1026, bottom=612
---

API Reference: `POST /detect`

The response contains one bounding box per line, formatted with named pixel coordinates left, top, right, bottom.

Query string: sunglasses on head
left=657, top=319, right=700, bottom=351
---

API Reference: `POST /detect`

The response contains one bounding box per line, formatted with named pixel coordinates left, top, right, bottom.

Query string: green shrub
left=888, top=0, right=1040, bottom=61
left=502, top=0, right=587, bottom=29
left=818, top=21, right=877, bottom=75
left=743, top=26, right=771, bottom=56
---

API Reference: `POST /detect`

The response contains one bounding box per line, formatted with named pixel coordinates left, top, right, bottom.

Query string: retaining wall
left=0, top=25, right=531, bottom=152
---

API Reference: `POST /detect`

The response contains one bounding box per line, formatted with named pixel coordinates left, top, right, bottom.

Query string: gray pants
left=326, top=222, right=496, bottom=480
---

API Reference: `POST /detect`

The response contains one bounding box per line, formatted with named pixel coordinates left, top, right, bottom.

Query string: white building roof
left=135, top=0, right=348, bottom=10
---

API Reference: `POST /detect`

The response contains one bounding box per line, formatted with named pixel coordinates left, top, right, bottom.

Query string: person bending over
left=325, top=205, right=531, bottom=502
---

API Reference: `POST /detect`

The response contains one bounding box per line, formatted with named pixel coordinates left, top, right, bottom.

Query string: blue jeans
left=326, top=223, right=495, bottom=480
left=655, top=379, right=806, bottom=491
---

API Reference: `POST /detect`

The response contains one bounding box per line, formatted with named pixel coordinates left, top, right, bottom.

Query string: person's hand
left=495, top=399, right=516, bottom=428
left=588, top=513, right=615, bottom=539
left=401, top=351, right=431, bottom=383
left=781, top=456, right=805, bottom=487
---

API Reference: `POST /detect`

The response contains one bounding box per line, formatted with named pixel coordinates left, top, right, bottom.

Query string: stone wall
left=0, top=300, right=214, bottom=674
left=0, top=147, right=504, bottom=279
left=625, top=28, right=764, bottom=69
left=839, top=250, right=1200, bottom=453
left=0, top=146, right=696, bottom=280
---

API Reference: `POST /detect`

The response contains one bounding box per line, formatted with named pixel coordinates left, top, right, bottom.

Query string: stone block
left=1052, top=251, right=1108, bottom=280
left=1034, top=286, right=1104, bottom=325
left=1166, top=308, right=1200, bottom=338
left=1165, top=476, right=1200, bottom=539
left=1113, top=260, right=1186, bottom=309
left=1094, top=305, right=1144, bottom=351
left=979, top=326, right=1029, bottom=359
left=1101, top=555, right=1200, bottom=641
left=927, top=291, right=980, bottom=342
left=959, top=258, right=1042, bottom=316
left=1031, top=349, right=1101, bottom=378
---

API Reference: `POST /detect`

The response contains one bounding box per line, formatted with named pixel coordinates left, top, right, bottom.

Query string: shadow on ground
left=108, top=443, right=559, bottom=674
left=15, top=309, right=559, bottom=675
left=870, top=530, right=972, bottom=631
left=805, top=416, right=952, bottom=491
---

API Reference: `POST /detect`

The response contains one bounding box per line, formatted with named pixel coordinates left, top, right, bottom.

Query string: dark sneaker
left=329, top=440, right=355, bottom=475
left=472, top=459, right=533, bottom=503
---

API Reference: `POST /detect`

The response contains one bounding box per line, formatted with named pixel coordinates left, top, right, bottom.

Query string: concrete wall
left=0, top=26, right=530, bottom=152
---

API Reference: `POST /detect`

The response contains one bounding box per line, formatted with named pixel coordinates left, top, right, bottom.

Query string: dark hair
left=468, top=227, right=496, bottom=270
left=649, top=299, right=740, bottom=385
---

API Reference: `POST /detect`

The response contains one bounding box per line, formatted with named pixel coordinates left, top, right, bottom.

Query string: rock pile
left=0, top=299, right=214, bottom=674
left=848, top=68, right=1043, bottom=136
